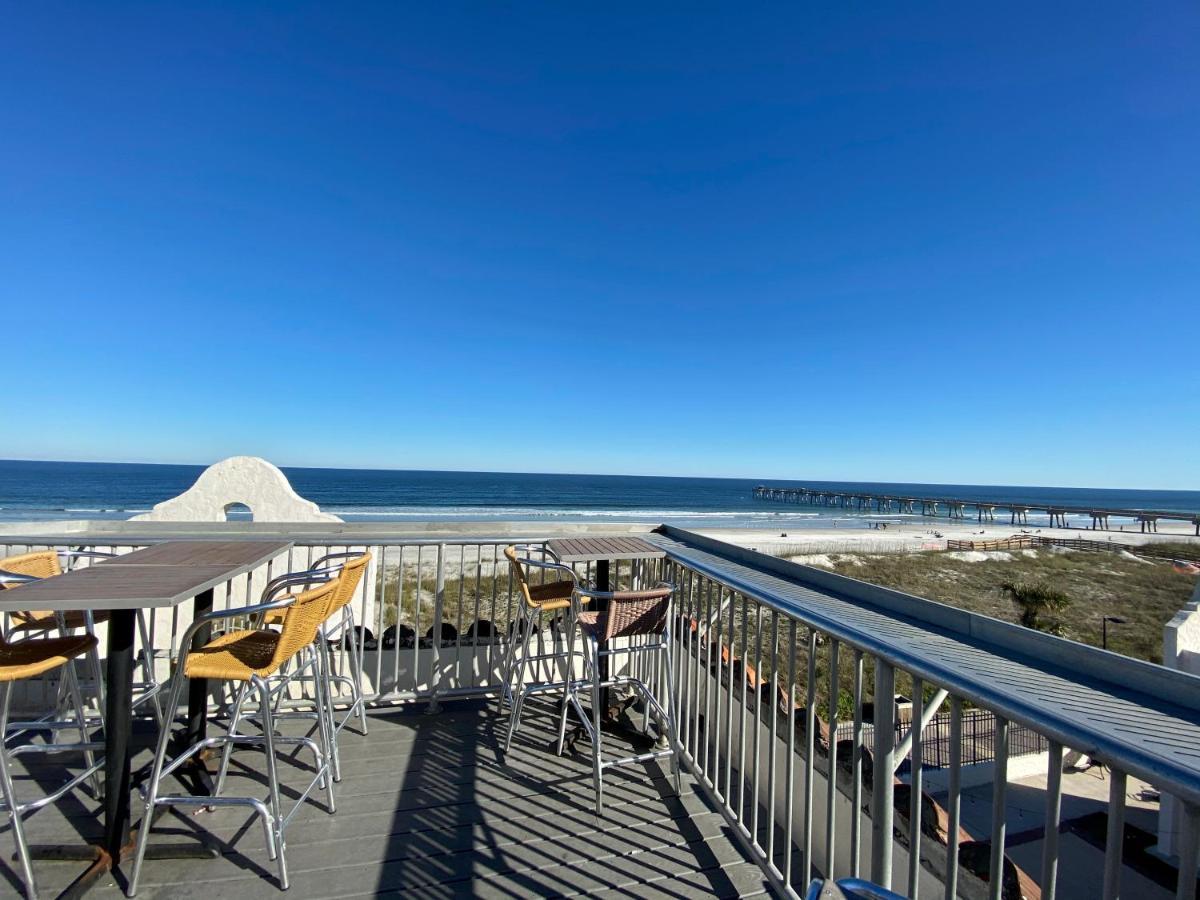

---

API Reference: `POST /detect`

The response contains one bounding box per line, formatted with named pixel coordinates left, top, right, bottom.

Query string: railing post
left=989, top=716, right=1009, bottom=900
left=1041, top=740, right=1063, bottom=900
left=1179, top=802, right=1199, bottom=900
left=851, top=649, right=865, bottom=878
left=871, top=658, right=896, bottom=888
left=945, top=697, right=962, bottom=900
left=425, top=542, right=446, bottom=715
left=1103, top=767, right=1127, bottom=899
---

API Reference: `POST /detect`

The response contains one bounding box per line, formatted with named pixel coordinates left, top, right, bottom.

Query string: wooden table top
left=545, top=536, right=666, bottom=563
left=102, top=540, right=291, bottom=568
left=0, top=540, right=291, bottom=612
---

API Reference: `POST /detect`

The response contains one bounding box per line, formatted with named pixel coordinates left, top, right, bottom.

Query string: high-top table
left=545, top=537, right=666, bottom=725
left=0, top=540, right=290, bottom=897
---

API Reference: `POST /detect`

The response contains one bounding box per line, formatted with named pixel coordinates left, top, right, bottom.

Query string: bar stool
left=128, top=579, right=340, bottom=894
left=223, top=552, right=371, bottom=784
left=556, top=581, right=682, bottom=814
left=293, top=552, right=372, bottom=742
left=0, top=550, right=164, bottom=726
left=0, top=633, right=104, bottom=899
left=495, top=546, right=587, bottom=751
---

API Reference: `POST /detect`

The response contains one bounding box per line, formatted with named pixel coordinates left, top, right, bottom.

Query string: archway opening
left=224, top=502, right=253, bottom=522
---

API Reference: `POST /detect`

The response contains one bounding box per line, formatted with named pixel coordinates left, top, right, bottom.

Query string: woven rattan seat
left=527, top=580, right=574, bottom=610
left=185, top=631, right=281, bottom=681
left=190, top=582, right=334, bottom=685
left=0, top=635, right=98, bottom=682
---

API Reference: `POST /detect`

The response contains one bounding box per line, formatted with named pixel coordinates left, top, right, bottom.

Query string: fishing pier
left=753, top=485, right=1200, bottom=534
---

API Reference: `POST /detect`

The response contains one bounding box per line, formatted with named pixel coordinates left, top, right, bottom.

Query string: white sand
left=944, top=550, right=1015, bottom=562
left=693, top=519, right=1200, bottom=557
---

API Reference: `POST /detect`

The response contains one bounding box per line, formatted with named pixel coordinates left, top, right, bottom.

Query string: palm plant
left=999, top=580, right=1071, bottom=635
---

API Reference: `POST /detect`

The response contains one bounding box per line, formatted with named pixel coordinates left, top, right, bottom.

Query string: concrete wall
left=1158, top=582, right=1200, bottom=861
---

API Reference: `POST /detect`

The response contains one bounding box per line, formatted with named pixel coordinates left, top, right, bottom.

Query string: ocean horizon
left=1, top=459, right=1198, bottom=530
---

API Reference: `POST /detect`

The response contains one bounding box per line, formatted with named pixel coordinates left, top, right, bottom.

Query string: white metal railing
left=654, top=525, right=1200, bottom=900
left=3, top=530, right=1199, bottom=900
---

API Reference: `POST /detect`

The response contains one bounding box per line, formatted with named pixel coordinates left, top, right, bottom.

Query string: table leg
left=103, top=610, right=136, bottom=863
left=589, top=559, right=655, bottom=750
left=595, top=560, right=613, bottom=719
left=33, top=613, right=136, bottom=898
left=27, top=609, right=219, bottom=898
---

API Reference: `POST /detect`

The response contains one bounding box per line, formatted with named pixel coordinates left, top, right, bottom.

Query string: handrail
left=651, top=524, right=1200, bottom=808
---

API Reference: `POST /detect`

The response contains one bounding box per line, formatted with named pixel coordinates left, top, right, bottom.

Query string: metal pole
left=871, top=659, right=896, bottom=887
left=425, top=543, right=445, bottom=714
left=1042, top=741, right=1063, bottom=900
left=989, top=716, right=1009, bottom=900
left=1103, top=768, right=1127, bottom=899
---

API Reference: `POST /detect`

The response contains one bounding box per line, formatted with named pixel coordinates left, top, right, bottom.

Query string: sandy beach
left=695, top=518, right=1200, bottom=558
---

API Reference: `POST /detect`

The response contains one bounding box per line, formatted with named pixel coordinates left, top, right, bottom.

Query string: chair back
left=0, top=551, right=61, bottom=582
left=504, top=545, right=567, bottom=610
left=328, top=552, right=371, bottom=615
left=0, top=551, right=65, bottom=625
left=272, top=580, right=339, bottom=669
left=602, top=587, right=673, bottom=643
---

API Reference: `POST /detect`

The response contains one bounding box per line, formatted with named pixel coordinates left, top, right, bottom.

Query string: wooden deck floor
left=5, top=699, right=772, bottom=899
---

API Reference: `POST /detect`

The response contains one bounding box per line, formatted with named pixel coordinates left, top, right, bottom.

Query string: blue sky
left=2, top=4, right=1197, bottom=488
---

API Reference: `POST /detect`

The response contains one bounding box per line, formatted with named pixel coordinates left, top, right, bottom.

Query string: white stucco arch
left=131, top=456, right=342, bottom=523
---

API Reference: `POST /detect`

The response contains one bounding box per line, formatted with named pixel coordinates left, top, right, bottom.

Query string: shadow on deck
left=4, top=698, right=772, bottom=898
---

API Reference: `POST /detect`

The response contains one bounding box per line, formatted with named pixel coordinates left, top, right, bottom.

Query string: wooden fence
left=946, top=534, right=1200, bottom=563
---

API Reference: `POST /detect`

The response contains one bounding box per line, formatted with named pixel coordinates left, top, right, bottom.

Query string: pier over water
left=753, top=485, right=1200, bottom=535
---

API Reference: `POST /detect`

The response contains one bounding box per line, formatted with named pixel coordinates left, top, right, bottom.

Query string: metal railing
left=3, top=529, right=1199, bottom=900
left=652, top=525, right=1200, bottom=900
left=0, top=536, right=653, bottom=708
left=835, top=708, right=1049, bottom=770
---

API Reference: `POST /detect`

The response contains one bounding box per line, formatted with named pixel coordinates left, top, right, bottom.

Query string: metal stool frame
left=128, top=583, right=339, bottom=895
left=0, top=635, right=104, bottom=899
left=495, top=546, right=587, bottom=752
left=216, top=554, right=369, bottom=788
left=556, top=581, right=682, bottom=815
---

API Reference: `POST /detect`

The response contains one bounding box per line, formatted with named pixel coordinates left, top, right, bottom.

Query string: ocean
left=1, top=460, right=1198, bottom=530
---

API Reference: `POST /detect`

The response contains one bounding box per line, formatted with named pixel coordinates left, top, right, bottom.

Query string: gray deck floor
left=4, top=698, right=772, bottom=898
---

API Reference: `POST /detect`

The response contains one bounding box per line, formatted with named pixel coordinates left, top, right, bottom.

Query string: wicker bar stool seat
left=0, top=634, right=104, bottom=899
left=556, top=583, right=682, bottom=815
left=1, top=636, right=98, bottom=677
left=129, top=579, right=340, bottom=895
left=186, top=631, right=280, bottom=679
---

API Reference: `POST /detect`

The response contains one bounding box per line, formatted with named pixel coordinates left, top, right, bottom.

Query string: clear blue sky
left=2, top=4, right=1197, bottom=488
